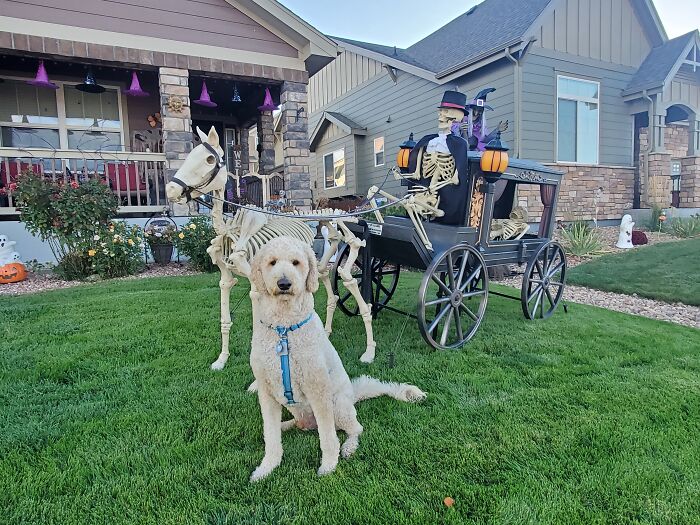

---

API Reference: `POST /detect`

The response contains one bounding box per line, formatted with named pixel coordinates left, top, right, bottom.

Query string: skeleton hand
left=497, top=120, right=509, bottom=133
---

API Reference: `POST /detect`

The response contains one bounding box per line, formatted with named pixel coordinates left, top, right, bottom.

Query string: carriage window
left=557, top=75, right=599, bottom=164
left=373, top=137, right=385, bottom=167
left=324, top=149, right=345, bottom=189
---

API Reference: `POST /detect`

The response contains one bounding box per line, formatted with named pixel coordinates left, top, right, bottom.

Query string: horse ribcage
left=220, top=218, right=315, bottom=264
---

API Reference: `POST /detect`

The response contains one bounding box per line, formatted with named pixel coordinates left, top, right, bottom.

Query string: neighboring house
left=0, top=0, right=335, bottom=233
left=308, top=0, right=700, bottom=221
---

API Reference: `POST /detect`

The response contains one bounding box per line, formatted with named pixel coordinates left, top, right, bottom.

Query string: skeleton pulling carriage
left=332, top=90, right=568, bottom=350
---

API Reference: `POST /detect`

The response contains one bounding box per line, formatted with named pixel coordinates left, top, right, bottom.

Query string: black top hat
left=467, top=87, right=495, bottom=110
left=438, top=90, right=467, bottom=112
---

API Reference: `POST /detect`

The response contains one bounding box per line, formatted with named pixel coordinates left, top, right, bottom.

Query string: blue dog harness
left=264, top=313, right=313, bottom=405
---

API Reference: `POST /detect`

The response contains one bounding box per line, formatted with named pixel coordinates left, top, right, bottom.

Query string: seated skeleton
left=489, top=206, right=529, bottom=240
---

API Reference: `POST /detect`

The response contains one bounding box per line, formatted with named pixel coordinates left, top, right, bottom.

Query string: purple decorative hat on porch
left=27, top=61, right=58, bottom=90
left=123, top=71, right=149, bottom=97
left=194, top=80, right=217, bottom=108
left=257, top=87, right=278, bottom=112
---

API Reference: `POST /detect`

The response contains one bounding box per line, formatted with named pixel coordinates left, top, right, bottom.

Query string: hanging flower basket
left=144, top=215, right=179, bottom=265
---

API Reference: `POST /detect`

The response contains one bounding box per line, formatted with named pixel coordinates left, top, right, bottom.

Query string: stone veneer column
left=259, top=110, right=275, bottom=175
left=646, top=153, right=672, bottom=208
left=159, top=67, right=193, bottom=214
left=280, top=81, right=310, bottom=208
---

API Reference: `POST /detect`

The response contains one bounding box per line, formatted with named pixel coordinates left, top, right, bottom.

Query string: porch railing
left=0, top=148, right=168, bottom=215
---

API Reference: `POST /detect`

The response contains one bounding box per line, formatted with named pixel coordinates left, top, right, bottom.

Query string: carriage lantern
left=480, top=131, right=509, bottom=181
left=397, top=133, right=417, bottom=173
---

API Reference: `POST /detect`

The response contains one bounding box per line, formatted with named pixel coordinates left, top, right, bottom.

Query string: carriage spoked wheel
left=418, top=244, right=489, bottom=350
left=521, top=241, right=567, bottom=320
left=332, top=243, right=401, bottom=317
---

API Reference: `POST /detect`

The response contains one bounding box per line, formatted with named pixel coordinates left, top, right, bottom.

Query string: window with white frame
left=557, top=75, right=599, bottom=164
left=373, top=136, right=385, bottom=167
left=0, top=77, right=124, bottom=152
left=323, top=148, right=345, bottom=189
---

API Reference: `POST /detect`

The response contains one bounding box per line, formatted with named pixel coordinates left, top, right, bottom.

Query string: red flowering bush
left=631, top=230, right=648, bottom=246
left=13, top=170, right=119, bottom=279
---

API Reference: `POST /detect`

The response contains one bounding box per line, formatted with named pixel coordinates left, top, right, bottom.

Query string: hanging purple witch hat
left=27, top=61, right=58, bottom=90
left=257, top=87, right=278, bottom=111
left=123, top=71, right=149, bottom=97
left=194, top=80, right=217, bottom=108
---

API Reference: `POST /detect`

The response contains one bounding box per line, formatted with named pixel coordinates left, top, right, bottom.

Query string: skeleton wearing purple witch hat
left=460, top=88, right=508, bottom=151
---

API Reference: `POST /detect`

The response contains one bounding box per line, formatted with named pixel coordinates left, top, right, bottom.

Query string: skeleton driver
left=367, top=91, right=470, bottom=251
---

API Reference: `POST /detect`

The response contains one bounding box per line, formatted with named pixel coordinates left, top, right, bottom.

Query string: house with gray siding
left=308, top=0, right=700, bottom=221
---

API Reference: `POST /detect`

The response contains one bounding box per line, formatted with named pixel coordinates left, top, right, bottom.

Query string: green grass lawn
left=1, top=273, right=700, bottom=525
left=568, top=238, right=700, bottom=306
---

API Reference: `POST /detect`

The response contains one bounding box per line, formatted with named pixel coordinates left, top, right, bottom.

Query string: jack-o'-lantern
left=0, top=262, right=27, bottom=284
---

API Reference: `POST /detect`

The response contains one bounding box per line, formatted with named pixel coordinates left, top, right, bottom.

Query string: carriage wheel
left=331, top=243, right=401, bottom=317
left=521, top=241, right=567, bottom=320
left=418, top=244, right=488, bottom=350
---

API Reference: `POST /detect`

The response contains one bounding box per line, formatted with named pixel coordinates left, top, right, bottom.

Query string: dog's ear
left=249, top=251, right=266, bottom=293
left=304, top=244, right=319, bottom=293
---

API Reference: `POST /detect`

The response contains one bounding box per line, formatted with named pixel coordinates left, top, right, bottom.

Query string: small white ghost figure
left=616, top=214, right=635, bottom=249
left=0, top=234, right=18, bottom=265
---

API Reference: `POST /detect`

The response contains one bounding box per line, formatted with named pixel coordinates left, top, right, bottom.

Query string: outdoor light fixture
left=397, top=132, right=416, bottom=172
left=76, top=70, right=106, bottom=94
left=480, top=131, right=509, bottom=179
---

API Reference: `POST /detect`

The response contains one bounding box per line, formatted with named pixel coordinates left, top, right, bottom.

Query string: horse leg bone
left=366, top=186, right=385, bottom=223
left=211, top=258, right=238, bottom=371
left=317, top=221, right=342, bottom=335
left=336, top=230, right=376, bottom=364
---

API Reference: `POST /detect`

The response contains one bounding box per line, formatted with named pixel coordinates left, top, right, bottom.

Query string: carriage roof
left=466, top=152, right=564, bottom=186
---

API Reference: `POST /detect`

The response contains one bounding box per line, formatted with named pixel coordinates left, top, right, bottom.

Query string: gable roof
left=310, top=112, right=367, bottom=151
left=624, top=30, right=699, bottom=95
left=331, top=0, right=668, bottom=81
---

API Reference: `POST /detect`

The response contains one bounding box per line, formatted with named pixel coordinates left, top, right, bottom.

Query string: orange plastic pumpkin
left=0, top=262, right=27, bottom=284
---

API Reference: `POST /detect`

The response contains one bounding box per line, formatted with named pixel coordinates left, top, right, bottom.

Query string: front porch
left=0, top=38, right=312, bottom=217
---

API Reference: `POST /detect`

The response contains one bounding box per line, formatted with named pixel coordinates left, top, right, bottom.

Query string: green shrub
left=86, top=221, right=145, bottom=279
left=560, top=221, right=605, bottom=257
left=174, top=215, right=216, bottom=272
left=13, top=171, right=119, bottom=280
left=647, top=205, right=664, bottom=230
left=667, top=215, right=700, bottom=238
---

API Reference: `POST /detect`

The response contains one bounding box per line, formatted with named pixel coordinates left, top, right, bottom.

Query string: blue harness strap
left=268, top=313, right=313, bottom=405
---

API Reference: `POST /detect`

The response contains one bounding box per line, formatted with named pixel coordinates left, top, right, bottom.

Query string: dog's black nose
left=277, top=277, right=292, bottom=291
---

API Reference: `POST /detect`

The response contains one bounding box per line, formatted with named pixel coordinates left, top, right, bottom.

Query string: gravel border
left=0, top=263, right=201, bottom=297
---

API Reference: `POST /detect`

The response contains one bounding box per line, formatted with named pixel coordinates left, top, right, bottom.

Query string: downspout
left=505, top=47, right=522, bottom=157
left=641, top=90, right=654, bottom=206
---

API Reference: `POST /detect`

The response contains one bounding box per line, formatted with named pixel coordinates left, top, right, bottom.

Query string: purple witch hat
left=27, top=61, right=58, bottom=90
left=123, top=71, right=149, bottom=97
left=257, top=87, right=278, bottom=111
left=194, top=80, right=217, bottom=108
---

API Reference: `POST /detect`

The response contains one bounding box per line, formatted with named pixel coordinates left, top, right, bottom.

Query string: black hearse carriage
left=331, top=151, right=566, bottom=350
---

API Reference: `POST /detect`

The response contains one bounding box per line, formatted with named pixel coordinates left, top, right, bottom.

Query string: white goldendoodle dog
left=248, top=236, right=426, bottom=481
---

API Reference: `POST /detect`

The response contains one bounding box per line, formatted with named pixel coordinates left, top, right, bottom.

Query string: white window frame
left=0, top=74, right=126, bottom=151
left=373, top=136, right=385, bottom=167
left=556, top=74, right=600, bottom=165
left=323, top=148, right=345, bottom=189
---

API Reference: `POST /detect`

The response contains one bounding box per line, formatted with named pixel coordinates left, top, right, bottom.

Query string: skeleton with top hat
left=366, top=90, right=471, bottom=251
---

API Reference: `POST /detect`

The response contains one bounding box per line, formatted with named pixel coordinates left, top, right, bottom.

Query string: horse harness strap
left=171, top=142, right=224, bottom=202
left=262, top=312, right=313, bottom=405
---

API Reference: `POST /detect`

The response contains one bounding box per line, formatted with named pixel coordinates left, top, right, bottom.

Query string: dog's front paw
left=317, top=460, right=338, bottom=476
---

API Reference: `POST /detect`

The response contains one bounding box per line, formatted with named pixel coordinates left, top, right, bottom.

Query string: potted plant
left=144, top=221, right=177, bottom=264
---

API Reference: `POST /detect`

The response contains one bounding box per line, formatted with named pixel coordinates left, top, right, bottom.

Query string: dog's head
left=250, top=236, right=319, bottom=298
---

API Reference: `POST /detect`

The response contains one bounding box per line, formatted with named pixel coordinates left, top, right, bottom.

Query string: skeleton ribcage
left=421, top=152, right=456, bottom=187
left=220, top=217, right=315, bottom=265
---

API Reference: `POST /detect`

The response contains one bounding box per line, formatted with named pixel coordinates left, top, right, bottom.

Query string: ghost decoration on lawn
left=616, top=215, right=634, bottom=249
left=0, top=234, right=27, bottom=284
